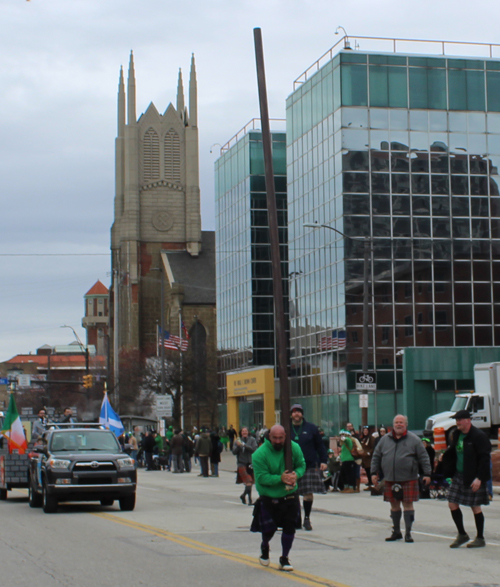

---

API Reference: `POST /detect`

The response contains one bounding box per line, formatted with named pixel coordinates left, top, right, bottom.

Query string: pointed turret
left=176, top=68, right=185, bottom=121
left=117, top=66, right=125, bottom=137
left=189, top=54, right=197, bottom=127
left=127, top=51, right=136, bottom=125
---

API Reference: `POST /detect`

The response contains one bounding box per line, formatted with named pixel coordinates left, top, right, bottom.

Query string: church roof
left=85, top=280, right=109, bottom=297
left=163, top=231, right=215, bottom=305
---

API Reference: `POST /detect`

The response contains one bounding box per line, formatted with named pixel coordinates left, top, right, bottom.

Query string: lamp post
left=303, top=222, right=372, bottom=427
left=61, top=324, right=90, bottom=411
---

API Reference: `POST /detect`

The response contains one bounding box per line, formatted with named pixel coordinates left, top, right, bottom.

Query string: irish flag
left=1, top=394, right=28, bottom=454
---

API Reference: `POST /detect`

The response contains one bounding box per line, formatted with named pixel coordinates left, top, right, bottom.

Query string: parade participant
left=32, top=408, right=47, bottom=442
left=233, top=426, right=258, bottom=505
left=251, top=424, right=306, bottom=572
left=289, top=404, right=328, bottom=531
left=371, top=415, right=431, bottom=543
left=339, top=430, right=356, bottom=493
left=61, top=407, right=77, bottom=425
left=443, top=410, right=492, bottom=548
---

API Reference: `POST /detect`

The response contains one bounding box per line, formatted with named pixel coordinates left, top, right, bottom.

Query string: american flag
left=158, top=327, right=188, bottom=352
left=181, top=320, right=190, bottom=340
left=318, top=330, right=346, bottom=351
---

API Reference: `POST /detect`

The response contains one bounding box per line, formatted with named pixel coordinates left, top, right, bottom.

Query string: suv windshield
left=50, top=430, right=121, bottom=453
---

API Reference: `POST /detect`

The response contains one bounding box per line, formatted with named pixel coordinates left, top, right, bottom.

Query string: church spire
left=127, top=51, right=136, bottom=125
left=117, top=66, right=125, bottom=137
left=176, top=68, right=185, bottom=121
left=189, top=53, right=197, bottom=127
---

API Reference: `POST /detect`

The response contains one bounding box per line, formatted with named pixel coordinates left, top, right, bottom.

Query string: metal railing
left=293, top=35, right=500, bottom=89
left=219, top=117, right=286, bottom=155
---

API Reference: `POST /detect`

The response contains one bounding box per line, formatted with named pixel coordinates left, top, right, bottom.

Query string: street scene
left=3, top=3, right=500, bottom=586
left=1, top=451, right=499, bottom=587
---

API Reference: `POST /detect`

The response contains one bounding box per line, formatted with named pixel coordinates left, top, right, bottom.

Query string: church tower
left=110, top=53, right=202, bottom=387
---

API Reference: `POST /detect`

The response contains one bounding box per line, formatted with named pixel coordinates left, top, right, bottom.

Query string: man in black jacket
left=443, top=409, right=491, bottom=549
left=290, top=404, right=328, bottom=531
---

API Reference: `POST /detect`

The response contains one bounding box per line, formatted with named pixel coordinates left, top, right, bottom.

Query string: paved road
left=1, top=457, right=499, bottom=587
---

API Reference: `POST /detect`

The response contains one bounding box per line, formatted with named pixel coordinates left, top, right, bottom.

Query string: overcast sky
left=1, top=0, right=499, bottom=361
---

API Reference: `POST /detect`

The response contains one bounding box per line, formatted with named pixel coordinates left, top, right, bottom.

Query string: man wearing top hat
left=443, top=409, right=492, bottom=548
left=290, top=403, right=328, bottom=531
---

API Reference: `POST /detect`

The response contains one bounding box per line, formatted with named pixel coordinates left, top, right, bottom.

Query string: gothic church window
left=143, top=127, right=160, bottom=182
left=164, top=129, right=181, bottom=183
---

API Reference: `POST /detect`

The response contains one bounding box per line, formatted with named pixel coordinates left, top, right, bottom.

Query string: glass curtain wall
left=216, top=132, right=288, bottom=402
left=287, top=51, right=500, bottom=432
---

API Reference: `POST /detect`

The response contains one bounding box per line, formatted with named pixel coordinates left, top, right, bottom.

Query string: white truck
left=425, top=362, right=500, bottom=442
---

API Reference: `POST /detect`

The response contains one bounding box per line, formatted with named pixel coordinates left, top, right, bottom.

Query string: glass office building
left=287, top=49, right=500, bottom=431
left=215, top=129, right=288, bottom=408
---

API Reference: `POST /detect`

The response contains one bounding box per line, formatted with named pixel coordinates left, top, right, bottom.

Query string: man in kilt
left=371, top=415, right=431, bottom=543
left=251, top=424, right=306, bottom=571
left=443, top=409, right=491, bottom=548
left=290, top=404, right=328, bottom=531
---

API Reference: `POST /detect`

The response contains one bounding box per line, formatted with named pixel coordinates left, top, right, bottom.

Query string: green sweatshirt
left=252, top=438, right=306, bottom=498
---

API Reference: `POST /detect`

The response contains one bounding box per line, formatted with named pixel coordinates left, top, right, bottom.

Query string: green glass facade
left=286, top=51, right=500, bottom=433
left=215, top=132, right=287, bottom=402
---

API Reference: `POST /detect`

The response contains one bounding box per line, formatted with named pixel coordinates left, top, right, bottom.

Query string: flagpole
left=179, top=309, right=184, bottom=430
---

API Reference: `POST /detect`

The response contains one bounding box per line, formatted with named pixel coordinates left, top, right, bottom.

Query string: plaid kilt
left=447, top=472, right=489, bottom=507
left=297, top=467, right=327, bottom=495
left=236, top=465, right=254, bottom=485
left=384, top=479, right=420, bottom=503
left=250, top=494, right=301, bottom=534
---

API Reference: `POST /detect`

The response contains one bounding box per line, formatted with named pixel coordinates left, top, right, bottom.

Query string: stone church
left=110, top=53, right=216, bottom=426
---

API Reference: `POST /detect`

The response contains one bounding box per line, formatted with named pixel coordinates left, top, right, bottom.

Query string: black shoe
left=279, top=556, right=293, bottom=571
left=450, top=533, right=470, bottom=548
left=240, top=494, right=246, bottom=505
left=259, top=543, right=270, bottom=566
left=405, top=533, right=414, bottom=543
left=247, top=499, right=253, bottom=506
left=466, top=537, right=486, bottom=548
left=385, top=531, right=403, bottom=542
left=303, top=517, right=312, bottom=531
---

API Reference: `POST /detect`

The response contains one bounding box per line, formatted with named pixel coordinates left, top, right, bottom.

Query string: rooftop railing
left=219, top=118, right=286, bottom=155
left=293, top=35, right=500, bottom=89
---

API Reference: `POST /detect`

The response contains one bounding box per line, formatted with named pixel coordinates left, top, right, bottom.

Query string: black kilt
left=297, top=467, right=327, bottom=495
left=250, top=494, right=301, bottom=534
left=447, top=472, right=489, bottom=507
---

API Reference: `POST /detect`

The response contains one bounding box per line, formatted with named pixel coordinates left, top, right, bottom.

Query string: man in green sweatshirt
left=251, top=424, right=306, bottom=572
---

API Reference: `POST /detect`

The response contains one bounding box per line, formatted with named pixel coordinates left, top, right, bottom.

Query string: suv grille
left=74, top=461, right=116, bottom=472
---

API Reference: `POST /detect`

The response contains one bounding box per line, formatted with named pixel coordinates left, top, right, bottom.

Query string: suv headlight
left=47, top=458, right=71, bottom=469
left=116, top=458, right=135, bottom=469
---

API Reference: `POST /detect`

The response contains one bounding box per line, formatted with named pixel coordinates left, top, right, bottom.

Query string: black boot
left=386, top=510, right=403, bottom=541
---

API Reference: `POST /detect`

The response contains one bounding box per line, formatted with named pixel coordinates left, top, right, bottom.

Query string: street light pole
left=303, top=223, right=371, bottom=426
left=61, top=324, right=90, bottom=412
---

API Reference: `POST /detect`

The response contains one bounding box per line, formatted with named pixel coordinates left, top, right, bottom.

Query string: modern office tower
left=286, top=40, right=500, bottom=430
left=215, top=125, right=287, bottom=423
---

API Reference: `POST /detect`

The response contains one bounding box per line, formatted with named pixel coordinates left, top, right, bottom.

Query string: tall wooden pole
left=254, top=28, right=292, bottom=470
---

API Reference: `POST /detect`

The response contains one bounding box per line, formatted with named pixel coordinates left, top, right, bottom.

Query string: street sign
left=356, top=372, right=377, bottom=391
left=0, top=378, right=9, bottom=385
left=359, top=394, right=369, bottom=408
left=17, top=375, right=31, bottom=388
left=155, top=394, right=172, bottom=418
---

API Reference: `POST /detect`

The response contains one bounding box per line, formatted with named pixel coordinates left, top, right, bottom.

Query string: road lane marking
left=93, top=512, right=352, bottom=587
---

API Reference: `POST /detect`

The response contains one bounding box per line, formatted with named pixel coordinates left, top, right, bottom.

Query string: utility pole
left=254, top=27, right=292, bottom=471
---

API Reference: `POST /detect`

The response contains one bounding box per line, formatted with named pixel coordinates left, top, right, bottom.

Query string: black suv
left=28, top=426, right=137, bottom=513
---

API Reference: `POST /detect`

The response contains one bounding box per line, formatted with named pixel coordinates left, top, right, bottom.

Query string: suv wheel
left=29, top=477, right=42, bottom=508
left=119, top=494, right=136, bottom=511
left=42, top=480, right=58, bottom=514
left=0, top=488, right=7, bottom=500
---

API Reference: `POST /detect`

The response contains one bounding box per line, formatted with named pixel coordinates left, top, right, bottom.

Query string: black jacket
left=442, top=425, right=491, bottom=486
left=290, top=418, right=328, bottom=469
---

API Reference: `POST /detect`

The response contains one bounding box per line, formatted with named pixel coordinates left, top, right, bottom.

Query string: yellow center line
left=93, top=512, right=352, bottom=587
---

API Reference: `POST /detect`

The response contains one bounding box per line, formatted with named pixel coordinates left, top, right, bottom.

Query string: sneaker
left=466, top=537, right=486, bottom=548
left=385, top=531, right=403, bottom=542
left=303, top=517, right=312, bottom=531
left=404, top=533, right=414, bottom=543
left=279, top=556, right=293, bottom=572
left=259, top=543, right=270, bottom=566
left=449, top=533, right=469, bottom=548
